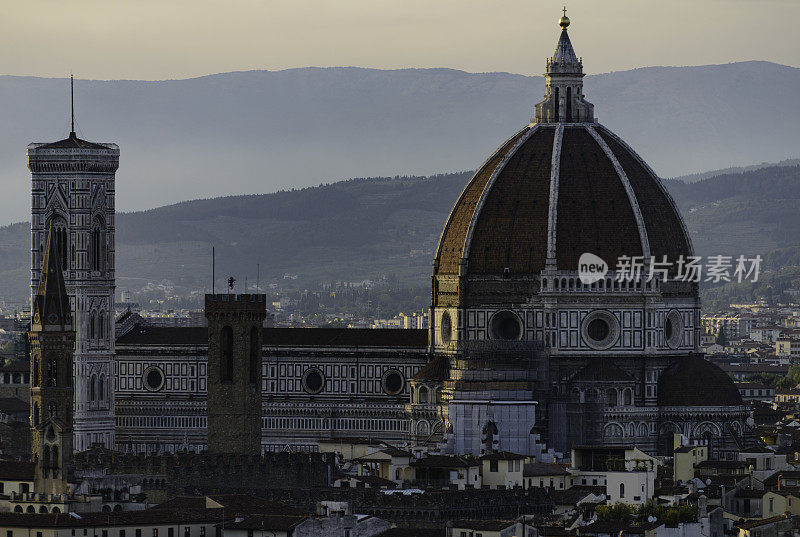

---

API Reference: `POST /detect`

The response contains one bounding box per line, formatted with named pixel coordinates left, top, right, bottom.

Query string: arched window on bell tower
left=42, top=445, right=50, bottom=477
left=221, top=326, right=234, bottom=382
left=49, top=217, right=68, bottom=271
left=46, top=358, right=57, bottom=387
left=51, top=446, right=60, bottom=477
left=91, top=217, right=105, bottom=272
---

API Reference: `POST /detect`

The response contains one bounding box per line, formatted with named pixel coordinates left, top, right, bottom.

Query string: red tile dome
left=433, top=123, right=692, bottom=277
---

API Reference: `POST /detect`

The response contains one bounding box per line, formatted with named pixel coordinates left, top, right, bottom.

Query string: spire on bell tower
left=70, top=74, right=75, bottom=138
left=533, top=10, right=595, bottom=124
left=31, top=225, right=72, bottom=332
left=29, top=224, right=76, bottom=495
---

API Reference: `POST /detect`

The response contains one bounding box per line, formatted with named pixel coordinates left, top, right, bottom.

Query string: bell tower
left=205, top=293, right=266, bottom=455
left=29, top=226, right=75, bottom=495
left=28, top=80, right=119, bottom=452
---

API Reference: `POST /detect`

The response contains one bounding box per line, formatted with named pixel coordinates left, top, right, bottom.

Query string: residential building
left=411, top=455, right=482, bottom=490
left=354, top=447, right=415, bottom=485
left=480, top=452, right=529, bottom=490
left=446, top=520, right=533, bottom=537
left=735, top=515, right=792, bottom=537
left=736, top=383, right=776, bottom=403
left=775, top=338, right=800, bottom=358
left=523, top=462, right=570, bottom=490
left=673, top=445, right=708, bottom=483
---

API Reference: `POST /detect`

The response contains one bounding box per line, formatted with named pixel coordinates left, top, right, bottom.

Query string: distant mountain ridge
left=2, top=163, right=800, bottom=302
left=670, top=158, right=800, bottom=183
left=0, top=61, right=798, bottom=223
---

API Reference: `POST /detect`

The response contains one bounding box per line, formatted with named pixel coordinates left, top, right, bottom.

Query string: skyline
left=2, top=0, right=799, bottom=80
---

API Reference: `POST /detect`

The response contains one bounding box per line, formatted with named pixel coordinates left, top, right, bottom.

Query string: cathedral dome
left=433, top=17, right=691, bottom=278
left=433, top=124, right=691, bottom=276
left=657, top=355, right=743, bottom=407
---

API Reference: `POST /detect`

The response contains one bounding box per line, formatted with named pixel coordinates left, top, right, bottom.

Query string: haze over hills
left=1, top=163, right=800, bottom=303
left=0, top=61, right=798, bottom=223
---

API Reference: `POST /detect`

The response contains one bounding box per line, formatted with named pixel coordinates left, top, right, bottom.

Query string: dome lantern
left=534, top=11, right=594, bottom=124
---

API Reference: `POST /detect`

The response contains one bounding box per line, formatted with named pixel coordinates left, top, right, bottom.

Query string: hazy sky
left=2, top=0, right=798, bottom=80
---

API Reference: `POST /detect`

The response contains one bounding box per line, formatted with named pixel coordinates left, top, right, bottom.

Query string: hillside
left=2, top=164, right=800, bottom=303
left=664, top=165, right=800, bottom=256
left=0, top=61, right=799, bottom=223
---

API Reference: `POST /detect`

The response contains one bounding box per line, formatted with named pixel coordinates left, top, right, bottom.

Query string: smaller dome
left=658, top=356, right=743, bottom=407
left=559, top=14, right=570, bottom=29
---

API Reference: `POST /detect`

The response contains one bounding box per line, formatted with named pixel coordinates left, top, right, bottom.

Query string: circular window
left=489, top=311, right=522, bottom=340
left=382, top=369, right=405, bottom=395
left=587, top=318, right=610, bottom=342
left=440, top=311, right=453, bottom=344
left=581, top=310, right=620, bottom=350
left=143, top=366, right=165, bottom=392
left=665, top=309, right=683, bottom=349
left=302, top=368, right=325, bottom=394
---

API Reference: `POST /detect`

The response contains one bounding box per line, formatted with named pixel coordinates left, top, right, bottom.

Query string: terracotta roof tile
left=117, top=327, right=427, bottom=348
left=658, top=355, right=743, bottom=407
left=411, top=355, right=449, bottom=381
left=0, top=460, right=35, bottom=481
left=435, top=128, right=530, bottom=274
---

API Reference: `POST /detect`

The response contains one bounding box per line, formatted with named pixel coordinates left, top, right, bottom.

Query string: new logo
left=578, top=253, right=608, bottom=284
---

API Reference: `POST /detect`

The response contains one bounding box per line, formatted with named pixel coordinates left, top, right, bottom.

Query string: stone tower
left=28, top=117, right=119, bottom=452
left=205, top=294, right=266, bottom=455
left=29, top=226, right=75, bottom=494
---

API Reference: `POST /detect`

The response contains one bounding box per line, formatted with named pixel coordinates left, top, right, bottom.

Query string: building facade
left=426, top=13, right=750, bottom=457
left=29, top=15, right=754, bottom=460
left=28, top=129, right=119, bottom=452
left=113, top=325, right=428, bottom=453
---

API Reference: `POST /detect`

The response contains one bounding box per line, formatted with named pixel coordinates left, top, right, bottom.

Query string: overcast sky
left=2, top=0, right=798, bottom=80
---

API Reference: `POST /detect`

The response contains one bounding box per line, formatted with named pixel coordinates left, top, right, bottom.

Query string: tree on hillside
left=777, top=365, right=800, bottom=389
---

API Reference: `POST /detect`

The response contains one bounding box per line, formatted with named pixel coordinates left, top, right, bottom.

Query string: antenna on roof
left=70, top=74, right=75, bottom=137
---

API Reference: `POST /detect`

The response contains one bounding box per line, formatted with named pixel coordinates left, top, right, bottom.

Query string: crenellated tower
left=205, top=293, right=266, bottom=455
left=29, top=226, right=75, bottom=494
left=28, top=83, right=119, bottom=452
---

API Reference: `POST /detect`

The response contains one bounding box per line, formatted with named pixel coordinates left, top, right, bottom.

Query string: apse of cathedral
left=28, top=14, right=753, bottom=461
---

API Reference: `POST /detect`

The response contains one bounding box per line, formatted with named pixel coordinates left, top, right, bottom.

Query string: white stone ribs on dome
left=461, top=124, right=541, bottom=263
left=546, top=123, right=565, bottom=263
left=587, top=125, right=651, bottom=261
left=432, top=127, right=531, bottom=270
left=598, top=126, right=694, bottom=256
